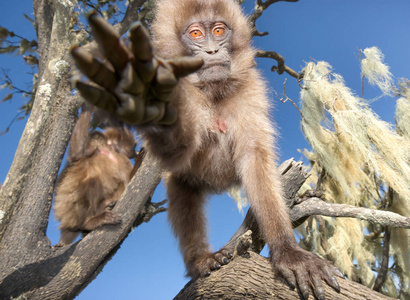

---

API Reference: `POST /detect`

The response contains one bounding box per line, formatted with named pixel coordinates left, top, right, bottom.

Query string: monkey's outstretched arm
left=72, top=12, right=203, bottom=125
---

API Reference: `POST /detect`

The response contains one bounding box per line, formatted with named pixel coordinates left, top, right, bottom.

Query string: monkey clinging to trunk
left=54, top=107, right=137, bottom=246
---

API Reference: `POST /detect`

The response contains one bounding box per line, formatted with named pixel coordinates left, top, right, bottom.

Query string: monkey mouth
left=197, top=61, right=231, bottom=82
left=202, top=62, right=230, bottom=70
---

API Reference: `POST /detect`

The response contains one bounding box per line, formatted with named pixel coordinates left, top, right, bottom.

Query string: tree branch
left=373, top=227, right=391, bottom=292
left=114, top=0, right=146, bottom=36
left=249, top=0, right=299, bottom=36
left=256, top=50, right=303, bottom=79
left=289, top=198, right=410, bottom=229
left=174, top=251, right=394, bottom=300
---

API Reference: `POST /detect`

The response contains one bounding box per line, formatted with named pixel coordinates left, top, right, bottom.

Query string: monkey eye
left=213, top=26, right=225, bottom=36
left=190, top=29, right=204, bottom=39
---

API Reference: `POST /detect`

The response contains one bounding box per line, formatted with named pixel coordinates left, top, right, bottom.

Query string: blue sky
left=1, top=1, right=409, bottom=299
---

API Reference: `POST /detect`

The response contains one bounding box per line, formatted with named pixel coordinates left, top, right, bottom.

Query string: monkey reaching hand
left=71, top=0, right=343, bottom=298
left=54, top=107, right=137, bottom=246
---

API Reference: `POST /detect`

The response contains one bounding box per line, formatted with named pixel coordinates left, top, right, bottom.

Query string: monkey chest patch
left=210, top=118, right=228, bottom=134
left=99, top=148, right=118, bottom=164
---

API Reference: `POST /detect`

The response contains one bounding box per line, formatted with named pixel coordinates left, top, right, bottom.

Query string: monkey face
left=181, top=21, right=233, bottom=82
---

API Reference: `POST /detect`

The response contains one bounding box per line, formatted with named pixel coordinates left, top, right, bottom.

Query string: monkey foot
left=272, top=246, right=343, bottom=300
left=294, top=189, right=324, bottom=206
left=101, top=210, right=121, bottom=225
left=188, top=249, right=233, bottom=278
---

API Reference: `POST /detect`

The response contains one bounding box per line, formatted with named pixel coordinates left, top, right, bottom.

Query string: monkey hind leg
left=81, top=210, right=121, bottom=231
left=166, top=175, right=233, bottom=278
left=56, top=229, right=80, bottom=247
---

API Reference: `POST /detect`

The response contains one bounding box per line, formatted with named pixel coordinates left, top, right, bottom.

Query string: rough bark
left=174, top=252, right=395, bottom=300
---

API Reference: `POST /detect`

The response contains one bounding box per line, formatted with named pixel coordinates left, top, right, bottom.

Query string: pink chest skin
left=210, top=118, right=228, bottom=134
left=99, top=148, right=118, bottom=163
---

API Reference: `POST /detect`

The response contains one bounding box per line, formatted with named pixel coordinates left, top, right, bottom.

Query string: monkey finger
left=76, top=81, right=118, bottom=113
left=168, top=56, right=204, bottom=78
left=115, top=93, right=145, bottom=124
left=71, top=45, right=118, bottom=91
left=132, top=59, right=158, bottom=84
left=129, top=22, right=153, bottom=62
left=144, top=101, right=166, bottom=123
left=118, top=62, right=144, bottom=96
left=295, top=270, right=310, bottom=300
left=88, top=11, right=130, bottom=72
left=311, top=275, right=326, bottom=300
left=157, top=103, right=177, bottom=125
left=153, top=64, right=178, bottom=102
left=321, top=267, right=341, bottom=292
left=277, top=266, right=296, bottom=290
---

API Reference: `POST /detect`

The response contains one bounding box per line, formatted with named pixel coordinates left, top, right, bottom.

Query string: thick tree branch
left=0, top=153, right=163, bottom=299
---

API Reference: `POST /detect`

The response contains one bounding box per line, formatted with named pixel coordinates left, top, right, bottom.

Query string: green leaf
left=19, top=39, right=30, bottom=55
left=24, top=14, right=35, bottom=27
left=0, top=45, right=17, bottom=54
left=1, top=93, right=13, bottom=103
left=0, top=27, right=9, bottom=40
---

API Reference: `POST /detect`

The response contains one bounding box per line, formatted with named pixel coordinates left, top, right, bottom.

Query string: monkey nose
left=205, top=48, right=219, bottom=55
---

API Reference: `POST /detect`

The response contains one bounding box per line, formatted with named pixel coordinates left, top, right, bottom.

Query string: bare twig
left=275, top=78, right=304, bottom=119
left=373, top=227, right=391, bottom=292
left=249, top=0, right=300, bottom=33
left=256, top=50, right=302, bottom=79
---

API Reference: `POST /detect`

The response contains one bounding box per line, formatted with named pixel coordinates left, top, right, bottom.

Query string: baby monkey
left=54, top=107, right=137, bottom=246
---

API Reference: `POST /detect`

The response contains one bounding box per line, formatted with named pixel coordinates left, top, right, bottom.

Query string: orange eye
left=190, top=29, right=203, bottom=39
left=213, top=27, right=225, bottom=36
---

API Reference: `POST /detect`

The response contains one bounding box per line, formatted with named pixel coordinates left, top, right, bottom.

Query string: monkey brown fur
left=72, top=1, right=343, bottom=298
left=54, top=109, right=136, bottom=246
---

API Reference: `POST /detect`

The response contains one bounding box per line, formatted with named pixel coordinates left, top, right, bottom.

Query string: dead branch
left=256, top=50, right=303, bottom=79
left=275, top=78, right=304, bottom=118
left=290, top=198, right=410, bottom=229
left=249, top=0, right=300, bottom=34
left=373, top=227, right=391, bottom=292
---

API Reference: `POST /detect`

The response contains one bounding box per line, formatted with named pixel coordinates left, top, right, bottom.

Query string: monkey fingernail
left=335, top=269, right=344, bottom=278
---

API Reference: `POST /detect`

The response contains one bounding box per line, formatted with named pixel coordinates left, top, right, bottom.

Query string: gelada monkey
left=54, top=107, right=137, bottom=246
left=72, top=0, right=343, bottom=298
